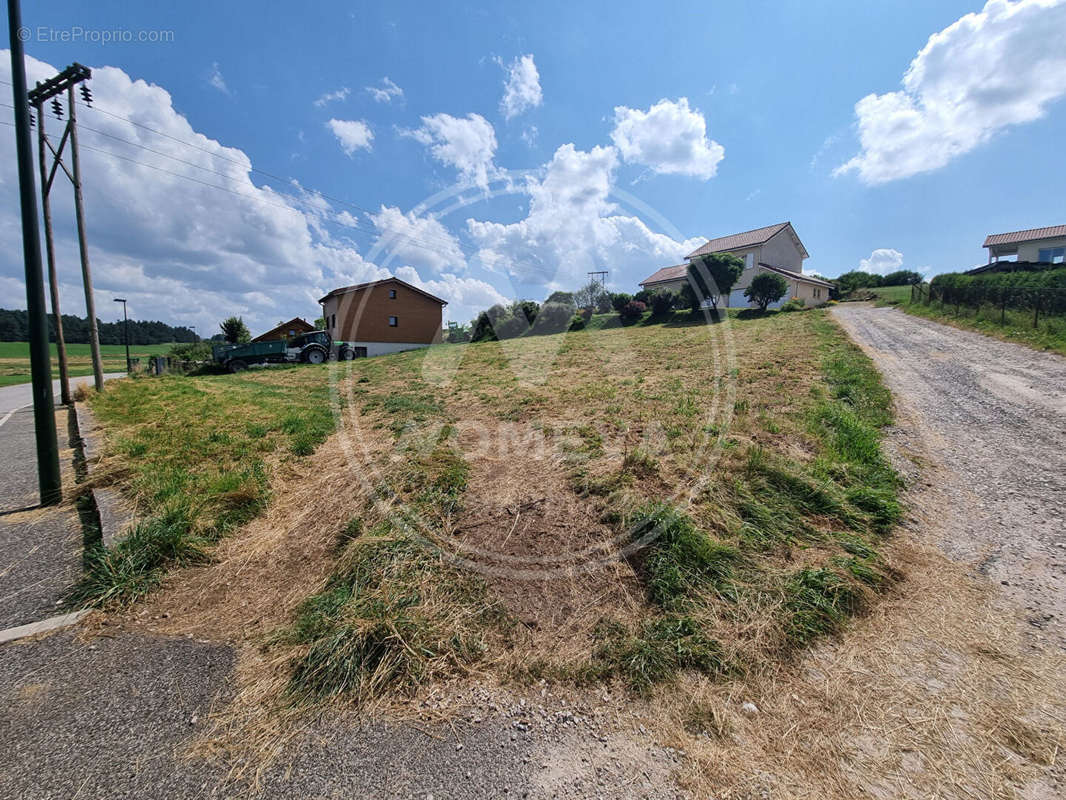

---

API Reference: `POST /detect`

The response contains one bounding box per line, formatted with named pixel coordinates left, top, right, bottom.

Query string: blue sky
left=2, top=0, right=1065, bottom=332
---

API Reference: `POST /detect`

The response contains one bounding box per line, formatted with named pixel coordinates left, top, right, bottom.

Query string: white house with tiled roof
left=640, top=221, right=831, bottom=308
left=983, top=224, right=1066, bottom=265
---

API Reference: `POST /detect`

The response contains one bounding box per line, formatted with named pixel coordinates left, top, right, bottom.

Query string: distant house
left=251, top=317, right=315, bottom=343
left=983, top=224, right=1066, bottom=265
left=318, top=277, right=446, bottom=358
left=639, top=221, right=831, bottom=309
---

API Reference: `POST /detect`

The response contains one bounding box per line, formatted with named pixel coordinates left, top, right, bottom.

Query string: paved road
left=0, top=372, right=127, bottom=417
left=832, top=305, right=1066, bottom=647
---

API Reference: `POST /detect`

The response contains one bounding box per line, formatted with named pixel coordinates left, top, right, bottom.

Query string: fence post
left=1033, top=293, right=1040, bottom=329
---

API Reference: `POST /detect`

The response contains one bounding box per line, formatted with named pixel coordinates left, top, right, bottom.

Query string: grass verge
left=897, top=296, right=1066, bottom=356
left=68, top=367, right=338, bottom=607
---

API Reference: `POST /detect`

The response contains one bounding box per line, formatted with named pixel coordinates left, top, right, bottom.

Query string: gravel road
left=832, top=305, right=1066, bottom=648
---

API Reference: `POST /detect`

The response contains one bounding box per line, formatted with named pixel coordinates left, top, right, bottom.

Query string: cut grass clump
left=593, top=614, right=729, bottom=690
left=285, top=524, right=503, bottom=702
left=629, top=502, right=740, bottom=611
left=782, top=567, right=863, bottom=647
left=67, top=503, right=209, bottom=608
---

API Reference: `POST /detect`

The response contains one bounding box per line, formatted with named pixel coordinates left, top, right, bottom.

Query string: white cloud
left=369, top=206, right=467, bottom=274
left=394, top=266, right=509, bottom=323
left=858, top=248, right=905, bottom=275
left=208, top=62, right=229, bottom=94
left=0, top=53, right=392, bottom=334
left=610, top=97, right=724, bottom=179
left=520, top=126, right=538, bottom=148
left=327, top=118, right=374, bottom=155
left=499, top=54, right=543, bottom=120
left=836, top=0, right=1066, bottom=184
left=467, top=143, right=703, bottom=288
left=313, top=87, right=350, bottom=107
left=366, top=77, right=404, bottom=103
left=405, top=113, right=499, bottom=189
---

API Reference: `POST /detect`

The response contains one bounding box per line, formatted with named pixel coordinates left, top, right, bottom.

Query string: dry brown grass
left=80, top=311, right=1065, bottom=797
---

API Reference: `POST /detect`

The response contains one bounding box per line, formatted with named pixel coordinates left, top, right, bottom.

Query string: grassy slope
left=78, top=308, right=900, bottom=701
left=0, top=341, right=176, bottom=386
left=896, top=295, right=1066, bottom=356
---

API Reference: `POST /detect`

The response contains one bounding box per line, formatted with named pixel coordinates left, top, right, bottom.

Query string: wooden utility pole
left=8, top=0, right=62, bottom=505
left=34, top=99, right=71, bottom=405
left=29, top=63, right=104, bottom=391
left=67, top=83, right=104, bottom=390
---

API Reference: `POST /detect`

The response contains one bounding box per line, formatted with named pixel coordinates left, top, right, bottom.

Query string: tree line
left=0, top=308, right=197, bottom=345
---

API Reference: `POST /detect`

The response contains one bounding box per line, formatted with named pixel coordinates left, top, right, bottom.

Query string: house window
left=331, top=314, right=336, bottom=330
left=388, top=316, right=398, bottom=327
left=745, top=252, right=754, bottom=269
left=389, top=288, right=397, bottom=299
left=1038, top=247, right=1065, bottom=263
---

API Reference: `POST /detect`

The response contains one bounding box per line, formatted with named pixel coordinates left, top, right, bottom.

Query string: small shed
left=251, top=317, right=315, bottom=343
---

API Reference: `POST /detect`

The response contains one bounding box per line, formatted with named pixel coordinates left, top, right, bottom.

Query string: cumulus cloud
left=610, top=97, right=724, bottom=179
left=405, top=113, right=499, bottom=189
left=858, top=248, right=905, bottom=275
left=207, top=62, right=229, bottom=94
left=393, top=266, right=509, bottom=323
left=366, top=77, right=404, bottom=103
left=0, top=52, right=392, bottom=334
left=836, top=0, right=1066, bottom=184
left=313, top=87, right=350, bottom=107
left=327, top=118, right=374, bottom=155
left=467, top=143, right=703, bottom=288
left=499, top=54, right=543, bottom=120
left=369, top=206, right=467, bottom=274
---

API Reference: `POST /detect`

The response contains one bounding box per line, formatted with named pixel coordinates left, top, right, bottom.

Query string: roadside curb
left=69, top=401, right=136, bottom=548
left=0, top=610, right=90, bottom=645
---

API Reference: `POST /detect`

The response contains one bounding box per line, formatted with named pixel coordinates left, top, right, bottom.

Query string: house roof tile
left=639, top=264, right=688, bottom=287
left=685, top=222, right=807, bottom=259
left=318, top=277, right=448, bottom=306
left=983, top=224, right=1066, bottom=247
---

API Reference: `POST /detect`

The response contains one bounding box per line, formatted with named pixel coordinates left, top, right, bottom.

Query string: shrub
left=648, top=290, right=678, bottom=317
left=634, top=289, right=652, bottom=305
left=544, top=290, right=576, bottom=308
left=579, top=306, right=594, bottom=322
left=610, top=292, right=633, bottom=311
left=781, top=298, right=806, bottom=312
left=568, top=314, right=587, bottom=331
left=495, top=313, right=526, bottom=339
left=618, top=300, right=646, bottom=323
left=511, top=300, right=540, bottom=325
left=531, top=302, right=575, bottom=335
left=744, top=273, right=789, bottom=311
left=167, top=341, right=213, bottom=361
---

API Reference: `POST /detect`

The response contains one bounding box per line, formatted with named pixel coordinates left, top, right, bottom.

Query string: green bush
left=744, top=273, right=789, bottom=311
left=781, top=298, right=806, bottom=312
left=531, top=302, right=575, bottom=335
left=611, top=292, right=633, bottom=311
left=648, top=290, right=678, bottom=316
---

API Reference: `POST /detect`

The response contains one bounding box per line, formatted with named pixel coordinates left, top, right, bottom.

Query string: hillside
left=81, top=309, right=897, bottom=685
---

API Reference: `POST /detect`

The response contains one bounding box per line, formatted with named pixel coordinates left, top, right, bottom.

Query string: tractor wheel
left=228, top=359, right=248, bottom=373
left=304, top=347, right=326, bottom=365
left=339, top=347, right=356, bottom=361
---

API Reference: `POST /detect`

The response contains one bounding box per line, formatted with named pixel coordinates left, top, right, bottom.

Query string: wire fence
left=911, top=283, right=1066, bottom=328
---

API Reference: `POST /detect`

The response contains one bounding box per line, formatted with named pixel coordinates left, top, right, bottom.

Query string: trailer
left=213, top=331, right=365, bottom=372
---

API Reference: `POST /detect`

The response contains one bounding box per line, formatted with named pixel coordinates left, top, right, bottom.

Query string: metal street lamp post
left=114, top=298, right=130, bottom=373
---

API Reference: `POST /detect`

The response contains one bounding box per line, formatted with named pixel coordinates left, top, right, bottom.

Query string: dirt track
left=832, top=305, right=1066, bottom=648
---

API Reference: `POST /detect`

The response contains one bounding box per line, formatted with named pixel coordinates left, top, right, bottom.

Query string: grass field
left=0, top=341, right=177, bottom=387
left=76, top=306, right=900, bottom=706
left=868, top=284, right=914, bottom=304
